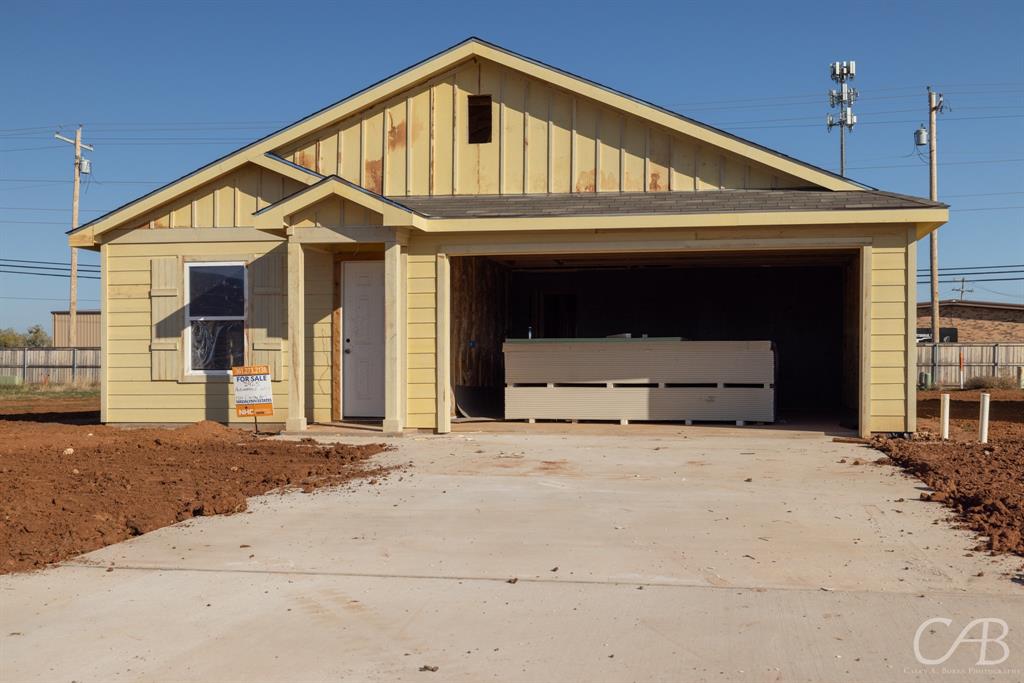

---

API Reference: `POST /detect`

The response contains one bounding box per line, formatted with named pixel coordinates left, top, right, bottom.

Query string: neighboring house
left=51, top=310, right=101, bottom=347
left=68, top=38, right=947, bottom=436
left=916, top=300, right=1024, bottom=343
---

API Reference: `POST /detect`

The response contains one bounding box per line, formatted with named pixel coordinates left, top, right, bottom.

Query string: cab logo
left=913, top=618, right=1011, bottom=666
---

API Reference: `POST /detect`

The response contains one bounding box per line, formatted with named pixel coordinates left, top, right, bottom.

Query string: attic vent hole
left=468, top=95, right=492, bottom=144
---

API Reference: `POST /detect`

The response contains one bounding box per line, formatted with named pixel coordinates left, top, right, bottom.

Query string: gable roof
left=71, top=37, right=868, bottom=243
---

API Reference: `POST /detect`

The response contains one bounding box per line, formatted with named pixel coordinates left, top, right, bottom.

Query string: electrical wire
left=0, top=295, right=100, bottom=302
left=0, top=258, right=99, bottom=270
left=0, top=269, right=100, bottom=280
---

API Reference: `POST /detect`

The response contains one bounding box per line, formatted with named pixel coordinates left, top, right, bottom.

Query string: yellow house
left=69, top=38, right=946, bottom=436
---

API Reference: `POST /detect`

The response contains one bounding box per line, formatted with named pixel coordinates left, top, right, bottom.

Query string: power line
left=0, top=206, right=106, bottom=212
left=850, top=158, right=1024, bottom=170
left=0, top=178, right=163, bottom=184
left=916, top=276, right=1024, bottom=283
left=0, top=269, right=99, bottom=280
left=917, top=263, right=1024, bottom=272
left=0, top=295, right=100, bottom=302
left=915, top=269, right=1024, bottom=277
left=0, top=258, right=99, bottom=270
left=952, top=206, right=1024, bottom=212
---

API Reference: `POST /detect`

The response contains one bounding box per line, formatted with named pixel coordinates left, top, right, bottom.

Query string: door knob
left=344, top=348, right=352, bottom=354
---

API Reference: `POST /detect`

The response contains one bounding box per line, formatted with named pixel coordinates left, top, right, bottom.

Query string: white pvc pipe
left=979, top=392, right=990, bottom=444
left=940, top=393, right=950, bottom=440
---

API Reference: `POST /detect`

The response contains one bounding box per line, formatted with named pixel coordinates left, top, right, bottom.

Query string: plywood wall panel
left=430, top=78, right=455, bottom=195
left=525, top=83, right=549, bottom=193
left=501, top=72, right=527, bottom=195
left=647, top=130, right=671, bottom=192
left=408, top=87, right=431, bottom=195
left=362, top=108, right=385, bottom=194
left=385, top=100, right=407, bottom=196
left=597, top=112, right=622, bottom=192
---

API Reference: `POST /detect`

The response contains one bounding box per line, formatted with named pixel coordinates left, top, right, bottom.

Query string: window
left=185, top=262, right=246, bottom=374
left=467, top=94, right=492, bottom=144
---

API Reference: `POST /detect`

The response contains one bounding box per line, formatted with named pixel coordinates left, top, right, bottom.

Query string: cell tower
left=826, top=61, right=858, bottom=176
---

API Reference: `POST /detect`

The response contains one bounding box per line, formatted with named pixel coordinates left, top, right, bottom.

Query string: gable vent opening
left=468, top=95, right=492, bottom=144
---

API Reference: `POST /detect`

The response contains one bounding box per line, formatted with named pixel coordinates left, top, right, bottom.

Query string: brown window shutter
left=150, top=256, right=182, bottom=381
left=248, top=250, right=286, bottom=381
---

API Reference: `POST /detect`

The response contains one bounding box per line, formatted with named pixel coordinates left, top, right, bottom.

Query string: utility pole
left=953, top=276, right=972, bottom=302
left=54, top=126, right=93, bottom=348
left=827, top=61, right=858, bottom=176
left=915, top=88, right=944, bottom=346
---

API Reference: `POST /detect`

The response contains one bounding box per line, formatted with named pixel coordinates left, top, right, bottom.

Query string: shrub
left=963, top=375, right=1018, bottom=390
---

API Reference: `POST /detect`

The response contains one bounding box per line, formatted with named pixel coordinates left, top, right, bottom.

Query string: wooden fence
left=917, top=343, right=1024, bottom=387
left=0, top=347, right=101, bottom=385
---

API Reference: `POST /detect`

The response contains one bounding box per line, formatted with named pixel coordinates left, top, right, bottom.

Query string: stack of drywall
left=503, top=339, right=774, bottom=423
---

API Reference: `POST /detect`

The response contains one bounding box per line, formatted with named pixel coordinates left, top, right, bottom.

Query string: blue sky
left=2, top=0, right=1022, bottom=331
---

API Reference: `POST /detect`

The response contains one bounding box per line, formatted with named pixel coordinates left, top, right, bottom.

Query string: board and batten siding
left=275, top=57, right=807, bottom=198
left=113, top=163, right=307, bottom=233
left=104, top=239, right=332, bottom=424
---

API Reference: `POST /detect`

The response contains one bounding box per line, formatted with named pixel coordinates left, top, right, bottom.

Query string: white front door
left=342, top=261, right=385, bottom=418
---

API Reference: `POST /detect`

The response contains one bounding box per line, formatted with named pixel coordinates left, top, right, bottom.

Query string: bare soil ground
left=875, top=388, right=1024, bottom=557
left=0, top=390, right=392, bottom=574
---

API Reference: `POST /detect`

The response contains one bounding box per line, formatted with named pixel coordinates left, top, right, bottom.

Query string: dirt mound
left=0, top=420, right=393, bottom=574
left=874, top=436, right=1024, bottom=556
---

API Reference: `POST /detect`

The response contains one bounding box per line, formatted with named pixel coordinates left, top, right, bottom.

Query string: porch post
left=382, top=239, right=405, bottom=434
left=435, top=252, right=451, bottom=434
left=285, top=234, right=307, bottom=432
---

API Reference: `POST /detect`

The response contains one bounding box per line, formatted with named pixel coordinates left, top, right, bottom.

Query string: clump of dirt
left=874, top=436, right=1024, bottom=556
left=0, top=419, right=393, bottom=573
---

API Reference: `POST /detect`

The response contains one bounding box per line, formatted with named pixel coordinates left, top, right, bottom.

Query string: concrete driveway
left=2, top=426, right=1022, bottom=682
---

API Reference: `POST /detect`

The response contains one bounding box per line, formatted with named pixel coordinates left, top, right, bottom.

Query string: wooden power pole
left=55, top=126, right=93, bottom=348
left=928, top=89, right=942, bottom=347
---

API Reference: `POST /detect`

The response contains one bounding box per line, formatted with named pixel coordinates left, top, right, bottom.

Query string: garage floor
left=2, top=428, right=1021, bottom=682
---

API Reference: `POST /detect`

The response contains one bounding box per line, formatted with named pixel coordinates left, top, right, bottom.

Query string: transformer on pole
left=826, top=61, right=858, bottom=176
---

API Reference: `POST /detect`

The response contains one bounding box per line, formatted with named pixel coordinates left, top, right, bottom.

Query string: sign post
left=231, top=365, right=273, bottom=433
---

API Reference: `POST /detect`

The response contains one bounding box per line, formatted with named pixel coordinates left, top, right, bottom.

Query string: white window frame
left=184, top=261, right=247, bottom=376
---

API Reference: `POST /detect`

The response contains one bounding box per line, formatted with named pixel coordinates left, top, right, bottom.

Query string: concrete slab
left=2, top=429, right=1022, bottom=682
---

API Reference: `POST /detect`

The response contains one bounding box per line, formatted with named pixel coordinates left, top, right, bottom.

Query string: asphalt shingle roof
left=389, top=190, right=945, bottom=218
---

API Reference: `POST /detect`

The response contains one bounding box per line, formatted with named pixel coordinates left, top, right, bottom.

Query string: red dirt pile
left=875, top=390, right=1024, bottom=558
left=875, top=436, right=1023, bottom=555
left=0, top=419, right=392, bottom=573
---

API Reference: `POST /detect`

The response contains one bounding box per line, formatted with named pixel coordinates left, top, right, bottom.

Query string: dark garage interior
left=450, top=250, right=861, bottom=427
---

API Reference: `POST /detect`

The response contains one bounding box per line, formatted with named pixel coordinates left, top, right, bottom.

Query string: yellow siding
left=275, top=57, right=807, bottom=197
left=406, top=251, right=437, bottom=429
left=870, top=235, right=910, bottom=430
left=305, top=251, right=334, bottom=424
left=127, top=163, right=304, bottom=231
left=103, top=239, right=327, bottom=425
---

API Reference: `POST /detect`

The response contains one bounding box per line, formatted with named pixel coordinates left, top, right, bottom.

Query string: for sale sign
left=231, top=365, right=274, bottom=417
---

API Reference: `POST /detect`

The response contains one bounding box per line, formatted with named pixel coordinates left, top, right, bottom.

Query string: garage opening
left=450, top=250, right=861, bottom=429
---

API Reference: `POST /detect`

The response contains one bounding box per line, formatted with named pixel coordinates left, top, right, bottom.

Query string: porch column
left=285, top=234, right=307, bottom=432
left=435, top=252, right=451, bottom=434
left=382, top=240, right=405, bottom=434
